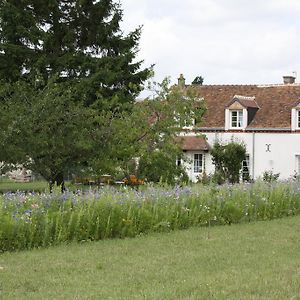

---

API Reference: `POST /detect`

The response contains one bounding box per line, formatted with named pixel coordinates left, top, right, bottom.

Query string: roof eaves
left=194, top=127, right=225, bottom=132
left=291, top=99, right=300, bottom=108
left=245, top=127, right=291, bottom=132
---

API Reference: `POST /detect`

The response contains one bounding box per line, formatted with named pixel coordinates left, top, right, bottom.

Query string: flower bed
left=1, top=182, right=300, bottom=252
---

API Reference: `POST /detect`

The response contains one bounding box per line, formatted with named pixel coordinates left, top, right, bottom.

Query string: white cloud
left=121, top=0, right=300, bottom=86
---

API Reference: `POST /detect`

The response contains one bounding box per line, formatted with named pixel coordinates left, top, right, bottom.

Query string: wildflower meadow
left=1, top=181, right=300, bottom=252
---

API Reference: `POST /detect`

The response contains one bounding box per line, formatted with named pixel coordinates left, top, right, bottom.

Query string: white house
left=176, top=74, right=300, bottom=182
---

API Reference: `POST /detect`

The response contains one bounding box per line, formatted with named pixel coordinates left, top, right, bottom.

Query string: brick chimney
left=178, top=74, right=186, bottom=88
left=283, top=74, right=296, bottom=84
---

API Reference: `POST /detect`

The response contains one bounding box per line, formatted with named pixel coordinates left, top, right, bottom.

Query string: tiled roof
left=238, top=99, right=259, bottom=108
left=175, top=136, right=210, bottom=151
left=193, top=84, right=300, bottom=129
left=226, top=95, right=260, bottom=109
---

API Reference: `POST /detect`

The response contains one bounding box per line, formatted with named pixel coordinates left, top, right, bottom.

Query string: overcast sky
left=120, top=0, right=300, bottom=87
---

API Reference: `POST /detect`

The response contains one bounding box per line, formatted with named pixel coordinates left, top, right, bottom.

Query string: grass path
left=1, top=216, right=300, bottom=299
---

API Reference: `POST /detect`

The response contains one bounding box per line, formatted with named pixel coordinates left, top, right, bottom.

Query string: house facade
left=177, top=74, right=300, bottom=182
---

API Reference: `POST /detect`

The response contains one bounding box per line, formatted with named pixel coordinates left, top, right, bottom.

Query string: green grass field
left=1, top=215, right=300, bottom=299
left=0, top=179, right=90, bottom=193
left=0, top=177, right=111, bottom=194
left=0, top=178, right=49, bottom=193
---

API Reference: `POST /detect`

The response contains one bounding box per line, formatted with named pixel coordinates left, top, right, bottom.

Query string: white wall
left=186, top=131, right=300, bottom=180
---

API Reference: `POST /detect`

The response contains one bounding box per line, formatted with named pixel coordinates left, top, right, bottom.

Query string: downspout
left=252, top=132, right=255, bottom=179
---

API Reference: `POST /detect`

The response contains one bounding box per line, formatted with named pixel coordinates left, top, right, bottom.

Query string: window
left=176, top=157, right=181, bottom=166
left=291, top=108, right=300, bottom=131
left=296, top=155, right=300, bottom=175
left=231, top=110, right=243, bottom=128
left=242, top=155, right=250, bottom=181
left=194, top=154, right=203, bottom=173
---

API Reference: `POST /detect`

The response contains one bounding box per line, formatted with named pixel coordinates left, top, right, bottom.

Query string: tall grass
left=1, top=181, right=300, bottom=252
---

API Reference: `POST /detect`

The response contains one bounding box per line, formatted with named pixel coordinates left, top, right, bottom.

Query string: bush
left=263, top=171, right=280, bottom=183
left=138, top=150, right=189, bottom=185
left=211, top=141, right=246, bottom=184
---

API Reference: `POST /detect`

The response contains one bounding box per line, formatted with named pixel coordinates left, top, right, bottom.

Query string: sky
left=120, top=0, right=300, bottom=87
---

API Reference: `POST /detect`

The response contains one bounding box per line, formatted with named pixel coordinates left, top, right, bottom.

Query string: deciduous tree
left=95, top=78, right=206, bottom=184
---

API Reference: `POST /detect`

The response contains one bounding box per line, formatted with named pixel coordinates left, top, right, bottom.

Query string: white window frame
left=230, top=110, right=243, bottom=128
left=176, top=157, right=181, bottom=167
left=296, top=155, right=300, bottom=175
left=291, top=108, right=300, bottom=131
left=193, top=153, right=203, bottom=173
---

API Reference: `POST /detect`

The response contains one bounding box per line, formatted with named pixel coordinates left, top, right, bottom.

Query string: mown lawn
left=0, top=215, right=300, bottom=300
left=0, top=179, right=90, bottom=193
left=0, top=179, right=49, bottom=193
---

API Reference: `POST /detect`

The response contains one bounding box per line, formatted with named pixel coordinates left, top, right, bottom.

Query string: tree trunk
left=55, top=172, right=66, bottom=193
left=49, top=180, right=54, bottom=193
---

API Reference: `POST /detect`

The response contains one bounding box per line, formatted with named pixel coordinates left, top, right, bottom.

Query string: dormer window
left=231, top=110, right=243, bottom=128
left=291, top=103, right=300, bottom=131
left=225, top=95, right=259, bottom=131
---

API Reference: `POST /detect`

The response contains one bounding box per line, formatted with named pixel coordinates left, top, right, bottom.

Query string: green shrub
left=263, top=170, right=280, bottom=183
left=211, top=141, right=246, bottom=184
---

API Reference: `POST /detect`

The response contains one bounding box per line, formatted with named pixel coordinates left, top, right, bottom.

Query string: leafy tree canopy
left=93, top=78, right=206, bottom=184
left=192, top=76, right=204, bottom=85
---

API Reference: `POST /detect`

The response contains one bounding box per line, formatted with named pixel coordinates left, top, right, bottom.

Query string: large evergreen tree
left=0, top=0, right=149, bottom=108
left=0, top=0, right=150, bottom=190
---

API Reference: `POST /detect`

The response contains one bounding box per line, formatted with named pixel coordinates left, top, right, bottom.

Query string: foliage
left=211, top=141, right=246, bottom=184
left=263, top=170, right=280, bottom=183
left=91, top=78, right=206, bottom=184
left=192, top=76, right=204, bottom=85
left=0, top=0, right=206, bottom=188
left=138, top=148, right=189, bottom=185
left=0, top=0, right=150, bottom=104
left=0, top=0, right=151, bottom=190
left=0, top=77, right=206, bottom=188
left=1, top=181, right=300, bottom=252
left=0, top=79, right=100, bottom=192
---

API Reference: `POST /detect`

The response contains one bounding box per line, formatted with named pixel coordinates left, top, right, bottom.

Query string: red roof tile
left=225, top=95, right=260, bottom=109
left=193, top=84, right=300, bottom=129
left=175, top=136, right=210, bottom=151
